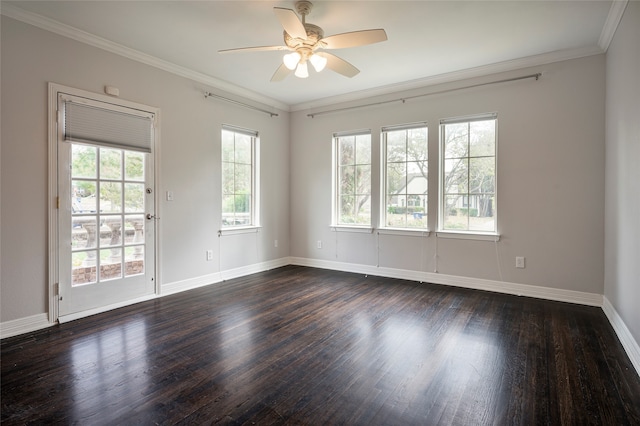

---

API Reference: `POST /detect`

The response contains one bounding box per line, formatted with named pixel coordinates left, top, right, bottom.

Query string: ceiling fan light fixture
left=295, top=61, right=309, bottom=78
left=283, top=52, right=301, bottom=70
left=309, top=54, right=327, bottom=72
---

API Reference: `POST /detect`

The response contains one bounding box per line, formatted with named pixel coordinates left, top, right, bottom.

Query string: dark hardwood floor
left=2, top=265, right=639, bottom=425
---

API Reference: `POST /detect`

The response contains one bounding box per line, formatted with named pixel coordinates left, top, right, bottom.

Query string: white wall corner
left=602, top=297, right=640, bottom=377
left=0, top=313, right=52, bottom=340
left=598, top=0, right=629, bottom=51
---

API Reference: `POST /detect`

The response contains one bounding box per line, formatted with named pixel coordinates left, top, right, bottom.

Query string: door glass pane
left=124, top=151, right=144, bottom=181
left=72, top=180, right=97, bottom=213
left=72, top=145, right=97, bottom=178
left=100, top=248, right=122, bottom=281
left=100, top=182, right=122, bottom=213
left=100, top=148, right=122, bottom=180
left=72, top=251, right=96, bottom=286
left=101, top=216, right=122, bottom=248
left=125, top=246, right=144, bottom=276
left=124, top=183, right=145, bottom=213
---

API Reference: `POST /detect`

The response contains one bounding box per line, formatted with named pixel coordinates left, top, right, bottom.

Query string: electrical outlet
left=206, top=250, right=213, bottom=261
left=274, top=240, right=278, bottom=248
left=516, top=256, right=525, bottom=269
left=317, top=240, right=322, bottom=249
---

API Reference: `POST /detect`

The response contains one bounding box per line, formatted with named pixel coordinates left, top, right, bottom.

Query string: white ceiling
left=3, top=1, right=617, bottom=109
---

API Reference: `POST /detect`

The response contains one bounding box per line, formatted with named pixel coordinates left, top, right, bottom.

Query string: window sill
left=219, top=226, right=261, bottom=236
left=377, top=228, right=430, bottom=237
left=436, top=231, right=500, bottom=241
left=330, top=225, right=374, bottom=234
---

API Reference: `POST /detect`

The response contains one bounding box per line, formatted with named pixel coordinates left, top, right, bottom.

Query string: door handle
left=146, top=214, right=156, bottom=220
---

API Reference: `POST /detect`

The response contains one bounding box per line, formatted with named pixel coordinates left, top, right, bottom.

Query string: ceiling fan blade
left=271, top=63, right=292, bottom=82
left=316, top=52, right=359, bottom=78
left=219, top=45, right=289, bottom=54
left=274, top=7, right=307, bottom=39
left=321, top=29, right=388, bottom=49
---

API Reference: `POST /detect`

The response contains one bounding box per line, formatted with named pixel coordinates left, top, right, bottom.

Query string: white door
left=57, top=93, right=156, bottom=319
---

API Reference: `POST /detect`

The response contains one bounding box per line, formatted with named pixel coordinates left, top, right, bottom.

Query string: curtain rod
left=307, top=73, right=542, bottom=118
left=204, top=91, right=279, bottom=117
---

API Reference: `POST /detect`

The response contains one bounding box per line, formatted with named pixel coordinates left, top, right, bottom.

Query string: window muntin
left=382, top=123, right=428, bottom=229
left=440, top=115, right=496, bottom=233
left=333, top=132, right=372, bottom=226
left=221, top=126, right=258, bottom=228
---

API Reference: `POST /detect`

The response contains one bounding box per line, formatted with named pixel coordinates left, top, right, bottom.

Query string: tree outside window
left=334, top=132, right=371, bottom=226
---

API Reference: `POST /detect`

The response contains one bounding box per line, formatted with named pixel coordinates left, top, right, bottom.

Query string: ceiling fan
left=219, top=1, right=387, bottom=81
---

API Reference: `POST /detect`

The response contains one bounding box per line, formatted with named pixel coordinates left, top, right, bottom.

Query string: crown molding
left=0, top=3, right=290, bottom=112
left=291, top=44, right=605, bottom=112
left=598, top=0, right=629, bottom=51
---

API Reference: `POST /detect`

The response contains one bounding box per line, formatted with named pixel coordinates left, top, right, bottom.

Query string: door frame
left=48, top=83, right=161, bottom=324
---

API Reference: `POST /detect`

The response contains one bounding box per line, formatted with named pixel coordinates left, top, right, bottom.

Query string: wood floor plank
left=2, top=265, right=639, bottom=425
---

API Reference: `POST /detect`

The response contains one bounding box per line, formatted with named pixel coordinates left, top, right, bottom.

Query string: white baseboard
left=161, top=257, right=291, bottom=296
left=0, top=313, right=51, bottom=339
left=289, top=257, right=603, bottom=306
left=602, top=297, right=640, bottom=377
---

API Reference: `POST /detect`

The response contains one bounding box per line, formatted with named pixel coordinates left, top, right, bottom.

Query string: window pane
left=354, top=196, right=371, bottom=224
left=469, top=120, right=495, bottom=157
left=222, top=162, right=234, bottom=194
left=386, top=131, right=406, bottom=162
left=222, top=131, right=234, bottom=162
left=72, top=145, right=97, bottom=178
left=386, top=162, right=406, bottom=195
left=355, top=165, right=371, bottom=195
left=339, top=137, right=355, bottom=165
left=124, top=183, right=144, bottom=213
left=340, top=165, right=355, bottom=195
left=100, top=148, right=122, bottom=180
left=444, top=158, right=468, bottom=194
left=235, top=194, right=251, bottom=214
left=356, top=136, right=371, bottom=164
left=235, top=134, right=252, bottom=164
left=407, top=128, right=428, bottom=162
left=234, top=164, right=252, bottom=193
left=444, top=123, right=468, bottom=159
left=443, top=195, right=467, bottom=230
left=100, top=182, right=122, bottom=213
left=406, top=195, right=427, bottom=228
left=469, top=157, right=495, bottom=194
left=339, top=196, right=355, bottom=223
left=124, top=151, right=144, bottom=181
left=469, top=195, right=495, bottom=231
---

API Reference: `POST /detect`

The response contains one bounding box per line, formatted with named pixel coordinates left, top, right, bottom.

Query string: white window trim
left=379, top=122, right=429, bottom=233
left=438, top=113, right=498, bottom=235
left=377, top=228, right=430, bottom=237
left=331, top=129, right=372, bottom=228
left=221, top=125, right=260, bottom=229
left=219, top=226, right=261, bottom=236
left=330, top=225, right=374, bottom=234
left=436, top=231, right=500, bottom=241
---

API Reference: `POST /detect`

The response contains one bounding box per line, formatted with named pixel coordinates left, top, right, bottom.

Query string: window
left=221, top=125, right=259, bottom=228
left=381, top=123, right=428, bottom=229
left=440, top=114, right=497, bottom=233
left=333, top=131, right=372, bottom=226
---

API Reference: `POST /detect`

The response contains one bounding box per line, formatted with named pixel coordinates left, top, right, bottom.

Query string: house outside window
left=221, top=125, right=259, bottom=228
left=440, top=114, right=497, bottom=233
left=381, top=123, right=428, bottom=229
left=332, top=131, right=372, bottom=226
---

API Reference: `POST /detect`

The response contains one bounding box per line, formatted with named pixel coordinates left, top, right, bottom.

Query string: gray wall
left=0, top=17, right=290, bottom=322
left=604, top=1, right=640, bottom=344
left=290, top=55, right=606, bottom=294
